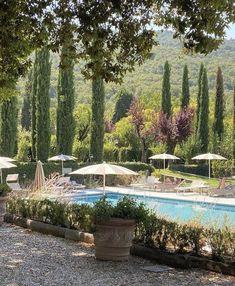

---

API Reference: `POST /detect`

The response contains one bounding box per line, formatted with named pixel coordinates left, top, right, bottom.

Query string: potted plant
left=0, top=183, right=12, bottom=226
left=93, top=195, right=148, bottom=261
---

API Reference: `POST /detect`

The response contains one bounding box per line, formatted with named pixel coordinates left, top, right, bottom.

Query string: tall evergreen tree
left=197, top=68, right=209, bottom=152
left=181, top=64, right=190, bottom=108
left=161, top=61, right=171, bottom=117
left=112, top=90, right=133, bottom=124
left=56, top=46, right=75, bottom=154
left=35, top=47, right=51, bottom=161
left=90, top=76, right=105, bottom=162
left=0, top=95, right=18, bottom=157
left=195, top=63, right=204, bottom=135
left=213, top=67, right=224, bottom=142
left=21, top=69, right=32, bottom=131
left=31, top=51, right=39, bottom=160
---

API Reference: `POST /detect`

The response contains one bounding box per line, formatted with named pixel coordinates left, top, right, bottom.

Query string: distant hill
left=18, top=31, right=235, bottom=114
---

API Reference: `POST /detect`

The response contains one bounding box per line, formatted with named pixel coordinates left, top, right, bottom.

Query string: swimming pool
left=71, top=192, right=235, bottom=226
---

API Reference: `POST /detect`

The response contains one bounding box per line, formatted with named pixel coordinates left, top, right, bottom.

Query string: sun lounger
left=6, top=173, right=22, bottom=191
left=174, top=180, right=208, bottom=193
left=209, top=184, right=235, bottom=197
left=7, top=182, right=22, bottom=191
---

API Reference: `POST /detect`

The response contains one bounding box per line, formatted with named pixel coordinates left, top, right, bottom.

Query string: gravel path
left=0, top=224, right=234, bottom=286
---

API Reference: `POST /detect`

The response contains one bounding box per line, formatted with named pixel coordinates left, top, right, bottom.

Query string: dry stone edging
left=4, top=214, right=234, bottom=276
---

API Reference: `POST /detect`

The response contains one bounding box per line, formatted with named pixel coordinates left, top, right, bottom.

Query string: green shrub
left=0, top=183, right=12, bottom=197
left=170, top=164, right=209, bottom=177
left=6, top=196, right=235, bottom=261
left=212, top=160, right=233, bottom=178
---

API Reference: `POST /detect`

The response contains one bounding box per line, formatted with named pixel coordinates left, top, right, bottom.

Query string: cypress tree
left=112, top=90, right=133, bottom=123
left=31, top=51, right=39, bottom=160
left=0, top=95, right=18, bottom=157
left=21, top=69, right=32, bottom=131
left=35, top=47, right=51, bottom=162
left=195, top=63, right=204, bottom=135
left=90, top=76, right=105, bottom=162
left=197, top=68, right=209, bottom=152
left=161, top=60, right=171, bottom=117
left=213, top=67, right=224, bottom=142
left=181, top=64, right=190, bottom=108
left=56, top=46, right=75, bottom=154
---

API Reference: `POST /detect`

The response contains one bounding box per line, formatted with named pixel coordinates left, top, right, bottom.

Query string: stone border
left=130, top=245, right=235, bottom=276
left=4, top=214, right=234, bottom=276
left=4, top=214, right=94, bottom=244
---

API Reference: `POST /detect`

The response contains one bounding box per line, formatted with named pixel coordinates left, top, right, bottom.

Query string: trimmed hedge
left=7, top=197, right=235, bottom=262
left=4, top=161, right=154, bottom=185
left=169, top=164, right=209, bottom=177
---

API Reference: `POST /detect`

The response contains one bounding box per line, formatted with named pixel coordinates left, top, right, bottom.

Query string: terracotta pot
left=0, top=197, right=7, bottom=226
left=94, top=218, right=135, bottom=261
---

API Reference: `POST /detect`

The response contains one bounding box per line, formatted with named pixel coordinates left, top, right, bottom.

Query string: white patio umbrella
left=70, top=162, right=138, bottom=194
left=0, top=159, right=17, bottom=183
left=48, top=154, right=77, bottom=175
left=192, top=152, right=227, bottom=179
left=31, top=161, right=46, bottom=191
left=149, top=153, right=180, bottom=182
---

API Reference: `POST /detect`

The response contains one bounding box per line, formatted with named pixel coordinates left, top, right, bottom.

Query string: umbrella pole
left=163, top=159, right=165, bottom=183
left=209, top=159, right=210, bottom=179
left=0, top=169, right=2, bottom=183
left=62, top=160, right=64, bottom=175
left=103, top=174, right=105, bottom=195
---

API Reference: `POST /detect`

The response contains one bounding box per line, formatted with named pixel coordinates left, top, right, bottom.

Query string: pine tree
left=0, top=95, right=18, bottom=157
left=90, top=76, right=105, bottom=162
left=181, top=64, right=190, bottom=108
left=56, top=46, right=75, bottom=154
left=197, top=68, right=209, bottom=152
left=213, top=67, right=224, bottom=142
left=31, top=51, right=39, bottom=160
left=35, top=47, right=51, bottom=162
left=112, top=90, right=133, bottom=123
left=195, top=63, right=204, bottom=135
left=161, top=61, right=171, bottom=117
left=21, top=69, right=32, bottom=131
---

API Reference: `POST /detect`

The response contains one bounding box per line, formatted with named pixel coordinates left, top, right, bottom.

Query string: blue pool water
left=71, top=192, right=235, bottom=226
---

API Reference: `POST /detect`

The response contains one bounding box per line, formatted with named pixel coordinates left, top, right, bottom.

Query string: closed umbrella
left=192, top=152, right=227, bottom=179
left=48, top=154, right=77, bottom=175
left=70, top=162, right=138, bottom=194
left=149, top=153, right=180, bottom=182
left=31, top=161, right=46, bottom=191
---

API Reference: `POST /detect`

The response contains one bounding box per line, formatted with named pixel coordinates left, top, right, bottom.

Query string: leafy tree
left=129, top=97, right=157, bottom=162
left=213, top=67, right=224, bottom=142
left=0, top=96, right=18, bottom=157
left=197, top=68, right=209, bottom=152
left=31, top=51, right=39, bottom=160
left=112, top=90, right=133, bottom=124
left=181, top=65, right=190, bottom=108
left=161, top=61, right=171, bottom=117
left=56, top=46, right=75, bottom=155
left=195, top=63, right=204, bottom=136
left=35, top=47, right=51, bottom=162
left=21, top=69, right=32, bottom=131
left=74, top=104, right=91, bottom=143
left=157, top=108, right=194, bottom=154
left=90, top=77, right=105, bottom=162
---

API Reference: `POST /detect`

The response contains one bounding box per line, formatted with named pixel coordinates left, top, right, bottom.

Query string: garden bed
left=5, top=214, right=235, bottom=276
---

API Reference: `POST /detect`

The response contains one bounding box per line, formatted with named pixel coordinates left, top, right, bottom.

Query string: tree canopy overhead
left=1, top=0, right=235, bottom=99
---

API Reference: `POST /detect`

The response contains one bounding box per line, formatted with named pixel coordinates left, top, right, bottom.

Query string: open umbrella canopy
left=0, top=156, right=16, bottom=162
left=192, top=152, right=227, bottom=179
left=48, top=154, right=77, bottom=175
left=149, top=153, right=180, bottom=160
left=192, top=153, right=227, bottom=160
left=31, top=161, right=46, bottom=191
left=0, top=159, right=17, bottom=183
left=70, top=162, right=138, bottom=193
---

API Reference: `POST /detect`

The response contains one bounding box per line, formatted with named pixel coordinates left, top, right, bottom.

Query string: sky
left=226, top=24, right=235, bottom=39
